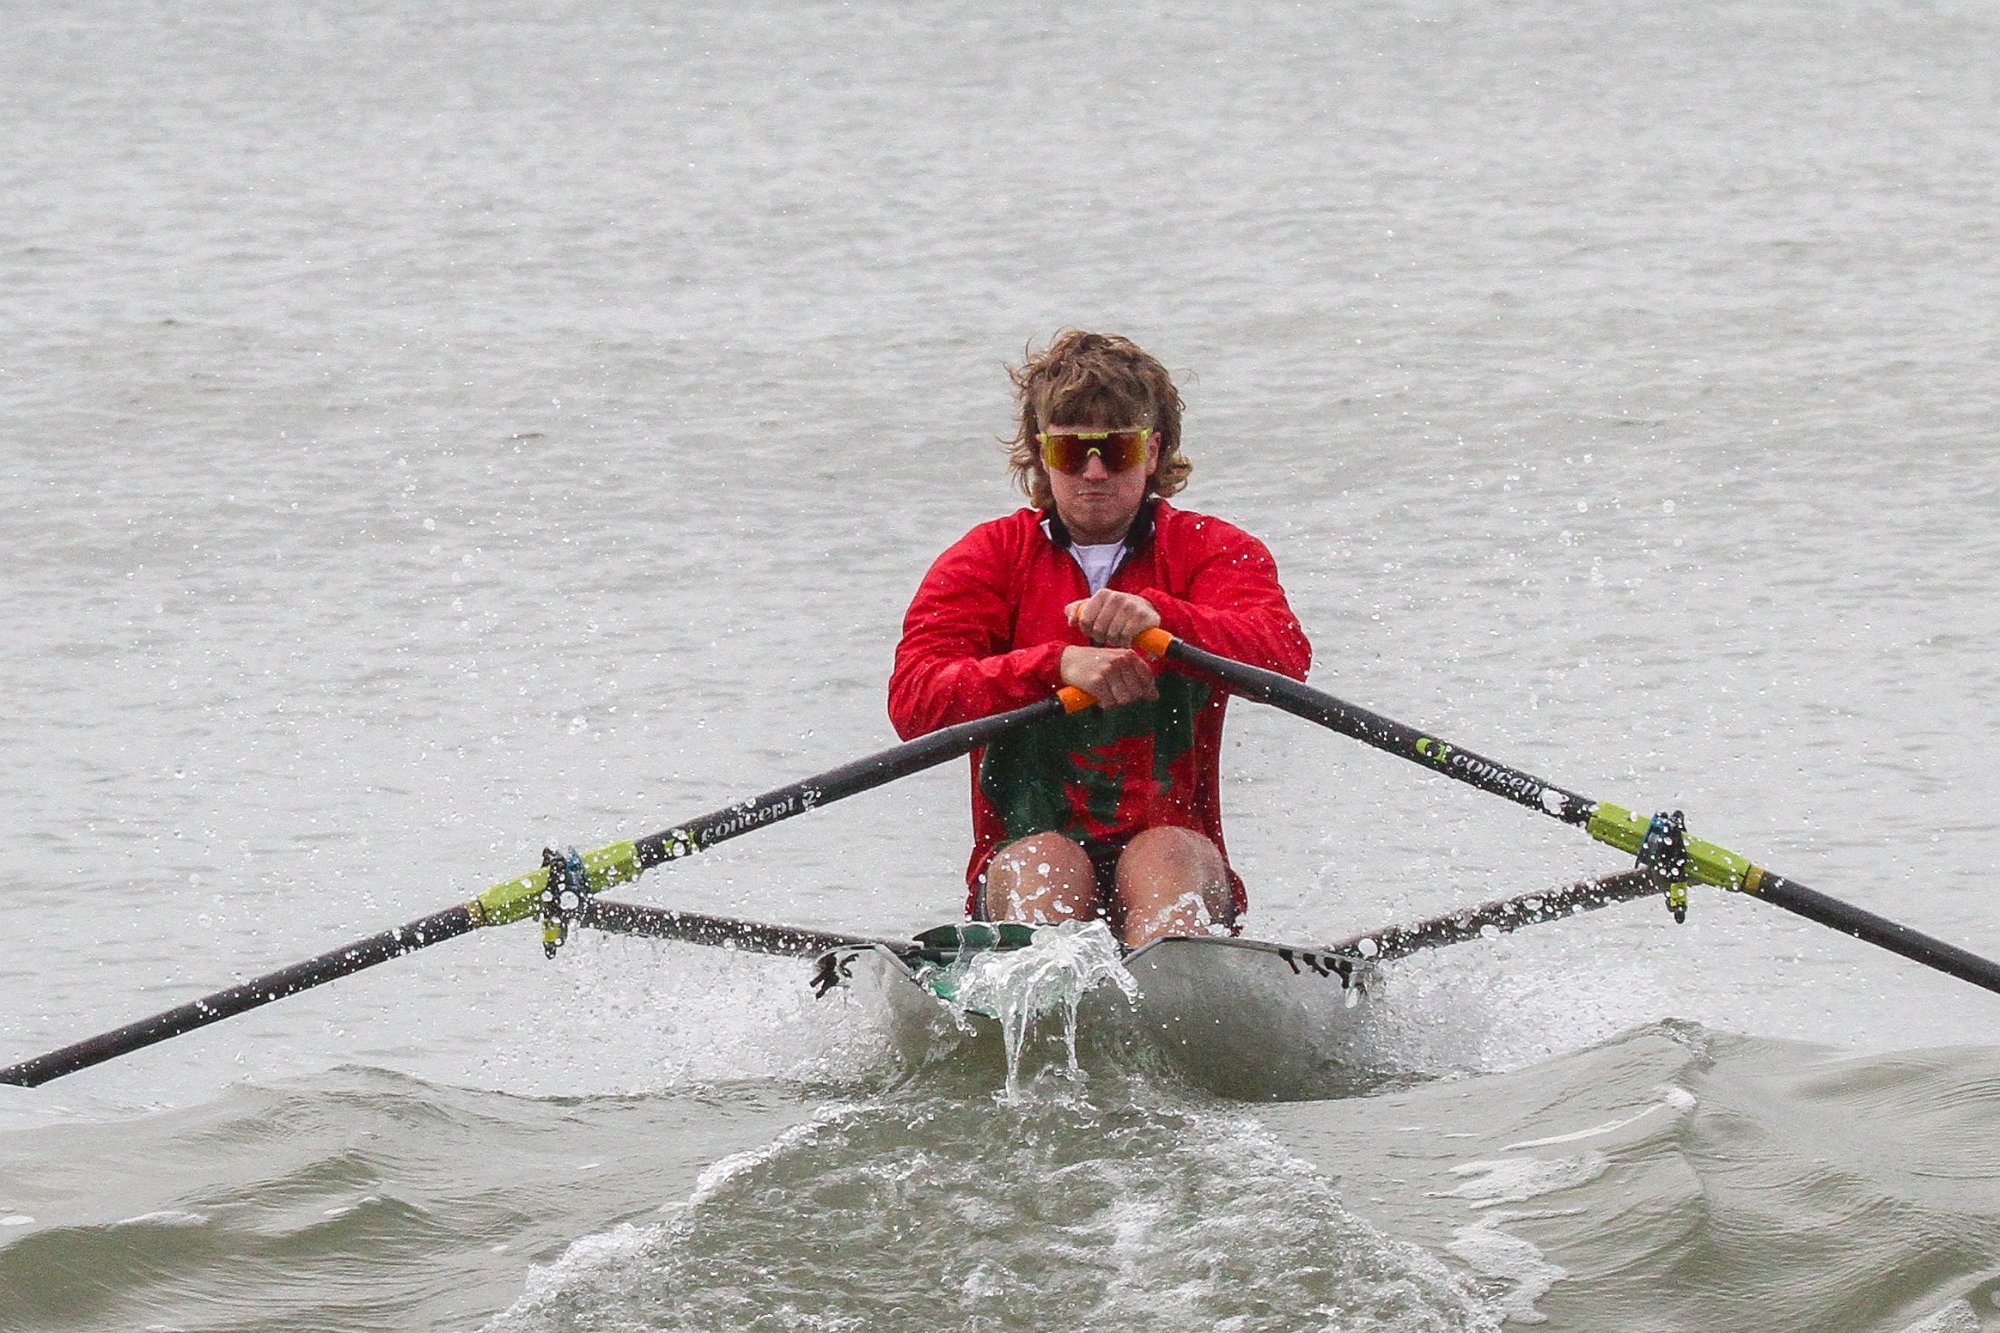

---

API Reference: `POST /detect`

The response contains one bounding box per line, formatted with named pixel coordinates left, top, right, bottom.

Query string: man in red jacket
left=889, top=332, right=1312, bottom=946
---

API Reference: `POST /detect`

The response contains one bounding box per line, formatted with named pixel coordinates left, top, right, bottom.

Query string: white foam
left=1422, top=1080, right=1701, bottom=1325
left=497, top=1219, right=663, bottom=1322
left=1501, top=1084, right=1695, bottom=1151
left=1439, top=1152, right=1608, bottom=1209
left=1449, top=1209, right=1566, bottom=1325
left=1187, top=1109, right=1507, bottom=1331
left=685, top=1102, right=860, bottom=1208
left=113, top=1210, right=207, bottom=1228
left=1897, top=1300, right=1979, bottom=1333
left=489, top=1103, right=869, bottom=1329
left=1430, top=1144, right=1615, bottom=1322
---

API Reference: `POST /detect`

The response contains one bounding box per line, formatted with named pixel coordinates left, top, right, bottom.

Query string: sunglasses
left=1037, top=428, right=1153, bottom=475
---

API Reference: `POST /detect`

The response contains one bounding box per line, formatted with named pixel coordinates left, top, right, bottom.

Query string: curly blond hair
left=1006, top=331, right=1190, bottom=508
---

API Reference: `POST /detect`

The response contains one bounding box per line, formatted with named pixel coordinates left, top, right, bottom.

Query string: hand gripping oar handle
left=0, top=686, right=1097, bottom=1087
left=1132, top=629, right=2000, bottom=998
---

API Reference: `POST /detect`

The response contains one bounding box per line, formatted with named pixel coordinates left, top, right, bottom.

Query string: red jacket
left=889, top=500, right=1312, bottom=915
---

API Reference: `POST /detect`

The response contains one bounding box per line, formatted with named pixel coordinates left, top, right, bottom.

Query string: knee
left=989, top=832, right=1091, bottom=881
left=1122, top=826, right=1224, bottom=877
left=1114, top=828, right=1233, bottom=942
left=983, top=833, right=1097, bottom=922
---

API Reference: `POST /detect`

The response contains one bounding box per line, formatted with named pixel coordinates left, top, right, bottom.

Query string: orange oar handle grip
left=1055, top=630, right=1177, bottom=711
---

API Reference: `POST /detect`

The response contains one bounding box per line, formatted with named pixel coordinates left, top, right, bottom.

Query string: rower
left=888, top=331, right=1312, bottom=947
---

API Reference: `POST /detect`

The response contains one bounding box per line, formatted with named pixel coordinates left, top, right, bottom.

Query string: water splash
left=933, top=922, right=1138, bottom=1102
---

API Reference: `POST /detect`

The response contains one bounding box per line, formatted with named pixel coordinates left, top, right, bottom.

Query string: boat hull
left=819, top=933, right=1381, bottom=1101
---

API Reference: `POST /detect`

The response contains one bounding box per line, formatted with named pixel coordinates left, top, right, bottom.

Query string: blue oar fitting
left=1637, top=810, right=1691, bottom=924
left=540, top=845, right=588, bottom=958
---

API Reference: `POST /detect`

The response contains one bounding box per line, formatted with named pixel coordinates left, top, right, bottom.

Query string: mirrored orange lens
left=1039, top=429, right=1150, bottom=475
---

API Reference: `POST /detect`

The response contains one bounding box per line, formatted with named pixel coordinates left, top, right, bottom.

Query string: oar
left=0, top=688, right=1093, bottom=1088
left=1326, top=869, right=1656, bottom=962
left=1133, top=628, right=2000, bottom=996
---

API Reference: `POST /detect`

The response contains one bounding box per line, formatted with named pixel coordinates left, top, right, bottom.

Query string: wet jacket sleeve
left=1140, top=523, right=1312, bottom=681
left=889, top=525, right=1069, bottom=739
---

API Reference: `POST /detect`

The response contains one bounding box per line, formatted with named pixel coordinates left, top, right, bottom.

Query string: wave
left=5, top=1024, right=1999, bottom=1332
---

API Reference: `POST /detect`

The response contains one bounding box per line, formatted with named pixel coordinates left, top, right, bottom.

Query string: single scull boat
left=7, top=630, right=1997, bottom=1090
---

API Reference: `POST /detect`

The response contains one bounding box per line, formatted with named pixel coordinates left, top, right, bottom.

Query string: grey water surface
left=3, top=1, right=1998, bottom=1329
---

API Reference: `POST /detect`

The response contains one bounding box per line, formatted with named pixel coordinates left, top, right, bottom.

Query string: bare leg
left=1113, top=827, right=1232, bottom=947
left=982, top=832, right=1104, bottom=925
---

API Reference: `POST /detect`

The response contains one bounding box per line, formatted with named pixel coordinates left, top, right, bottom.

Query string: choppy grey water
left=4, top=1, right=1999, bottom=1329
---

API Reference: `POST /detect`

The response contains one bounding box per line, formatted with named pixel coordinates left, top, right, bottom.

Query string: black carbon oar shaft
left=0, top=908, right=477, bottom=1088
left=1750, top=870, right=2000, bottom=993
left=2, top=691, right=1087, bottom=1086
left=1135, top=630, right=1596, bottom=826
left=630, top=694, right=1075, bottom=869
left=1138, top=631, right=2000, bottom=998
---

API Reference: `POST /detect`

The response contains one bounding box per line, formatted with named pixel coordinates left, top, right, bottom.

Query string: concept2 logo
left=1414, top=737, right=1454, bottom=766
left=1415, top=736, right=1556, bottom=808
left=706, top=796, right=803, bottom=842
